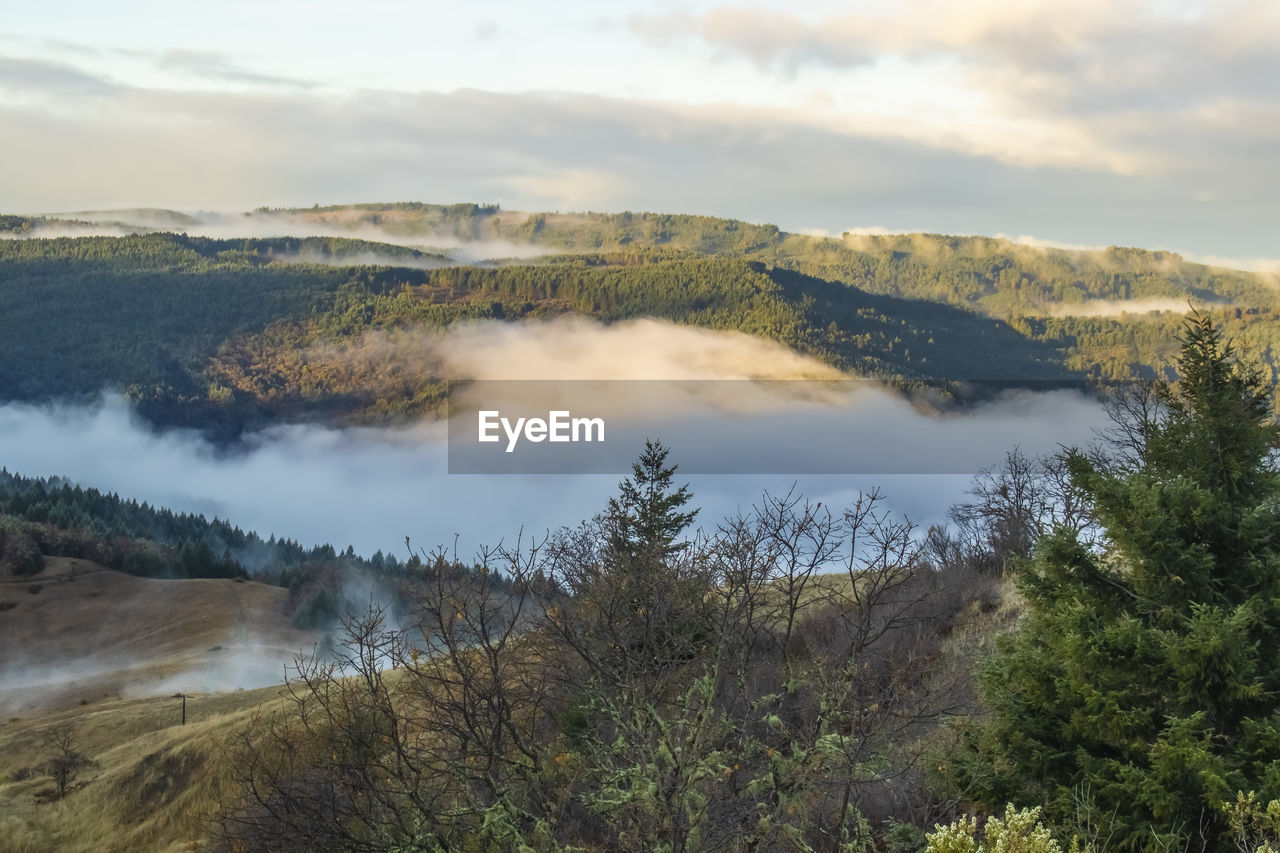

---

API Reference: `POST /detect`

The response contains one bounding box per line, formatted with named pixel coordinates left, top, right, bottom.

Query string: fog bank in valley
left=0, top=316, right=1117, bottom=555
left=0, top=393, right=1107, bottom=558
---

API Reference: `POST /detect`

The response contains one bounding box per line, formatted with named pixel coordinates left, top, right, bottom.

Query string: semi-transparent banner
left=445, top=379, right=1132, bottom=474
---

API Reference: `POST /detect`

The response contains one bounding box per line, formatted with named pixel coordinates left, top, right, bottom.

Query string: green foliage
left=605, top=439, right=698, bottom=561
left=956, top=316, right=1280, bottom=851
left=0, top=517, right=43, bottom=576
left=925, top=805, right=1063, bottom=853
left=1224, top=791, right=1280, bottom=853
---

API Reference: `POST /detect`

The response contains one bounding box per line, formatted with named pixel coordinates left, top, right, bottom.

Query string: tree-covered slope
left=267, top=202, right=1275, bottom=311
left=0, top=235, right=1079, bottom=437
left=4, top=207, right=1279, bottom=438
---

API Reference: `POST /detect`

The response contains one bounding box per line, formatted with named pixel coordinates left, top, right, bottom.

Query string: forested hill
left=13, top=203, right=1272, bottom=313
left=0, top=467, right=502, bottom=631
left=0, top=232, right=1075, bottom=438
left=2, top=207, right=1279, bottom=439
left=261, top=202, right=1276, bottom=311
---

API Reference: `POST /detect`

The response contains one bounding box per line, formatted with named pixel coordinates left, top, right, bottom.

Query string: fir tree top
left=605, top=439, right=698, bottom=562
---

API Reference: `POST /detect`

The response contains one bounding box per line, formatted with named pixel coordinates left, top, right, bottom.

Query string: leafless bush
left=41, top=723, right=93, bottom=800
left=218, top=485, right=987, bottom=851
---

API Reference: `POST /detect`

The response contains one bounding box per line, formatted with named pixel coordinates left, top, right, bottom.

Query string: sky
left=1, top=0, right=1278, bottom=262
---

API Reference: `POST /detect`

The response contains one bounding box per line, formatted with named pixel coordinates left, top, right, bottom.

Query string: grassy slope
left=0, top=558, right=316, bottom=714
left=0, top=573, right=1026, bottom=853
left=0, top=575, right=1027, bottom=853
left=0, top=558, right=322, bottom=852
left=0, top=683, right=288, bottom=853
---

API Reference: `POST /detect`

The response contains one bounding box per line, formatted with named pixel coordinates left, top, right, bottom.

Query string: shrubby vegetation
left=923, top=805, right=1063, bottom=853
left=199, top=317, right=1280, bottom=851
left=215, top=442, right=992, bottom=851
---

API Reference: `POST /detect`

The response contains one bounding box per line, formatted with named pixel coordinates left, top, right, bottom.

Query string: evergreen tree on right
left=954, top=314, right=1280, bottom=851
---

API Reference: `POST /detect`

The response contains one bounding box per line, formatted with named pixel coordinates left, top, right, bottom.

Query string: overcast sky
left=2, top=0, right=1277, bottom=262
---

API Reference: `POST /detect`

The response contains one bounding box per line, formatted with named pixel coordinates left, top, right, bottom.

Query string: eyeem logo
left=478, top=410, right=606, bottom=453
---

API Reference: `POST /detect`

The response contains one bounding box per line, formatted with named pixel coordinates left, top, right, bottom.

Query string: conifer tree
left=566, top=439, right=707, bottom=682
left=956, top=315, right=1280, bottom=851
left=604, top=438, right=698, bottom=565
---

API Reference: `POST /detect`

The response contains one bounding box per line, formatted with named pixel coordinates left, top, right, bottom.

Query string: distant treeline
left=0, top=467, right=405, bottom=581
left=0, top=467, right=513, bottom=629
left=268, top=203, right=1276, bottom=307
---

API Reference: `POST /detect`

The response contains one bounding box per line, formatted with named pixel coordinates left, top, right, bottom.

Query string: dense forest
left=4, top=208, right=1278, bottom=441
left=268, top=203, right=1274, bottom=308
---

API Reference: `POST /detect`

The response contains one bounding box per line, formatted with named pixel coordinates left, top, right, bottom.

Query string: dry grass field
left=0, top=682, right=289, bottom=853
left=0, top=558, right=316, bottom=713
left=0, top=558, right=320, bottom=852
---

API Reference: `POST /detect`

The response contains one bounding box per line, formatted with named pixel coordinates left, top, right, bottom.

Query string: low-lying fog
left=0, top=317, right=1117, bottom=556
left=6, top=209, right=555, bottom=264
left=0, top=388, right=1108, bottom=559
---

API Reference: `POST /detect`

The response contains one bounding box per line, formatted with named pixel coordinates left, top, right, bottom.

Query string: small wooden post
left=181, top=693, right=186, bottom=726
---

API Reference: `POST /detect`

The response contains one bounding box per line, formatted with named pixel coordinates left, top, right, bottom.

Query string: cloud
left=0, top=52, right=1276, bottom=259
left=19, top=208, right=559, bottom=263
left=994, top=233, right=1104, bottom=252
left=1035, top=298, right=1205, bottom=318
left=0, top=388, right=1103, bottom=550
left=0, top=317, right=1112, bottom=551
left=631, top=9, right=878, bottom=74
left=143, top=48, right=319, bottom=90
left=628, top=2, right=1280, bottom=180
left=630, top=2, right=1280, bottom=113
left=431, top=317, right=845, bottom=381
left=1177, top=252, right=1280, bottom=275
left=288, top=318, right=847, bottom=430
left=0, top=55, right=122, bottom=98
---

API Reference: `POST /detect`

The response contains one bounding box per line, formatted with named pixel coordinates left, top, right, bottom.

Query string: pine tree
left=566, top=440, right=707, bottom=682
left=604, top=438, right=698, bottom=565
left=955, top=315, right=1280, bottom=851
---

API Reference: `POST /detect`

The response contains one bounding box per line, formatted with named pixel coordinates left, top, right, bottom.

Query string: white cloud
left=629, top=2, right=1280, bottom=177
left=995, top=233, right=1104, bottom=252
left=1178, top=252, right=1280, bottom=275
left=0, top=7, right=1277, bottom=260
